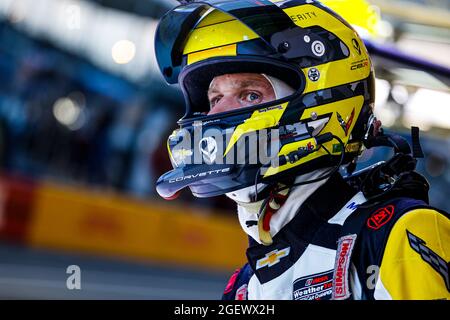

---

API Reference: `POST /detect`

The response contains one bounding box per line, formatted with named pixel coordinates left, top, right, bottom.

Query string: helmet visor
left=155, top=0, right=297, bottom=84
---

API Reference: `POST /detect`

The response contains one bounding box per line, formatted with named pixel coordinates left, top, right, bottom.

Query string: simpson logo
left=235, top=284, right=248, bottom=300
left=367, top=205, right=395, bottom=230
left=332, top=234, right=357, bottom=300
left=293, top=270, right=334, bottom=300
left=256, top=247, right=290, bottom=270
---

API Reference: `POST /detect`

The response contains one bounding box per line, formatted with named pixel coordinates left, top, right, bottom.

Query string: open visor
left=154, top=0, right=298, bottom=84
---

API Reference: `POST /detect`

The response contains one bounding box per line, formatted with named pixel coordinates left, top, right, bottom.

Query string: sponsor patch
left=407, top=230, right=450, bottom=291
left=293, top=270, right=334, bottom=300
left=223, top=268, right=240, bottom=295
left=332, top=142, right=361, bottom=153
left=235, top=284, right=248, bottom=300
left=332, top=234, right=357, bottom=300
left=256, top=247, right=290, bottom=270
left=367, top=205, right=394, bottom=230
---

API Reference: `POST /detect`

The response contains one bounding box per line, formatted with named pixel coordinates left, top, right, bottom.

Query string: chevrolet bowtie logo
left=256, top=247, right=291, bottom=270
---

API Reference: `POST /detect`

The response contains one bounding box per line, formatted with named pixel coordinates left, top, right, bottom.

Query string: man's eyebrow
left=238, top=79, right=270, bottom=89
left=208, top=77, right=271, bottom=97
left=207, top=87, right=220, bottom=97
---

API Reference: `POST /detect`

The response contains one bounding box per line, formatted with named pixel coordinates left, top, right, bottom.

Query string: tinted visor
left=154, top=0, right=297, bottom=84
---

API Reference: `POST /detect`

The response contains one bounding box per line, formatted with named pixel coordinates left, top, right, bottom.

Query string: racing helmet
left=155, top=0, right=375, bottom=199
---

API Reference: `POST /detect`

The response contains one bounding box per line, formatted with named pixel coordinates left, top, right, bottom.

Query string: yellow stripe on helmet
left=187, top=44, right=237, bottom=65
left=183, top=19, right=258, bottom=55
left=223, top=102, right=289, bottom=157
left=301, top=57, right=370, bottom=94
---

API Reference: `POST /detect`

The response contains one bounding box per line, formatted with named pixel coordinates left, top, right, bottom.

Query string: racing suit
left=222, top=171, right=450, bottom=300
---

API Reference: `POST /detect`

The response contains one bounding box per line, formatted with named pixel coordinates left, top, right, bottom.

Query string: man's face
left=207, top=73, right=276, bottom=115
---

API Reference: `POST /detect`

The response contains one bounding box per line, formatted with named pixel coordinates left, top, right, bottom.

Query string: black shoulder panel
left=341, top=197, right=429, bottom=299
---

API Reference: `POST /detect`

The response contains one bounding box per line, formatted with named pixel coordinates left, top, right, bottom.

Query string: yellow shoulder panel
left=379, top=208, right=450, bottom=300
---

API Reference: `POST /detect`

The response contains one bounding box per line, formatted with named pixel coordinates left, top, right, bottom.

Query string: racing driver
left=153, top=0, right=450, bottom=300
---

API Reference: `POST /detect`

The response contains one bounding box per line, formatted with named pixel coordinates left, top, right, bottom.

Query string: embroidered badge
left=235, top=284, right=248, bottom=300
left=332, top=234, right=357, bottom=300
left=407, top=230, right=450, bottom=291
left=367, top=205, right=394, bottom=230
left=223, top=268, right=240, bottom=295
left=293, top=270, right=334, bottom=300
left=256, top=247, right=290, bottom=270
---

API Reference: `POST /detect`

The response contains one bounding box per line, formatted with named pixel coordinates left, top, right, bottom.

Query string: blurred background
left=0, top=0, right=448, bottom=299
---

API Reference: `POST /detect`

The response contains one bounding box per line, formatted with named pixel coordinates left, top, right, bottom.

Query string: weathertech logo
left=407, top=230, right=450, bottom=291
left=256, top=247, right=290, bottom=270
left=293, top=270, right=334, bottom=300
left=367, top=205, right=395, bottom=230
left=332, top=234, right=357, bottom=300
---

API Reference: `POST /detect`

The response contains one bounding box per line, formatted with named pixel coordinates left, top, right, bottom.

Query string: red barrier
left=0, top=174, right=37, bottom=244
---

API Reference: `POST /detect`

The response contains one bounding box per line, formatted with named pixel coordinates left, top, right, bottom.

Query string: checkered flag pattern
left=407, top=230, right=450, bottom=292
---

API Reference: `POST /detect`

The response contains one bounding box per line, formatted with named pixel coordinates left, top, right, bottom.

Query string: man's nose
left=207, top=96, right=241, bottom=115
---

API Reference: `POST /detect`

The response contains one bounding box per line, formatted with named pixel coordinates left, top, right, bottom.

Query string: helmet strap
left=256, top=184, right=290, bottom=246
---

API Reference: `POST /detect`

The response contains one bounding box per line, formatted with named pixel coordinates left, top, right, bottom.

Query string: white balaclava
left=224, top=74, right=332, bottom=244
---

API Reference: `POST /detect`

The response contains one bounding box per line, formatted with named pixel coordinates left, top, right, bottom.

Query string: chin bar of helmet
left=253, top=132, right=339, bottom=199
left=256, top=133, right=345, bottom=215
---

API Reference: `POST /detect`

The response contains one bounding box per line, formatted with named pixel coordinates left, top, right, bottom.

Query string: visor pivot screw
left=304, top=35, right=311, bottom=43
left=311, top=112, right=318, bottom=120
left=278, top=41, right=290, bottom=53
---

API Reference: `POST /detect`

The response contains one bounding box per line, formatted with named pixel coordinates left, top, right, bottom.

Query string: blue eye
left=245, top=92, right=261, bottom=102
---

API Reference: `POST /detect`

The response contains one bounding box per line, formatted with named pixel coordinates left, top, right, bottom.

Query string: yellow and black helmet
left=155, top=0, right=375, bottom=199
